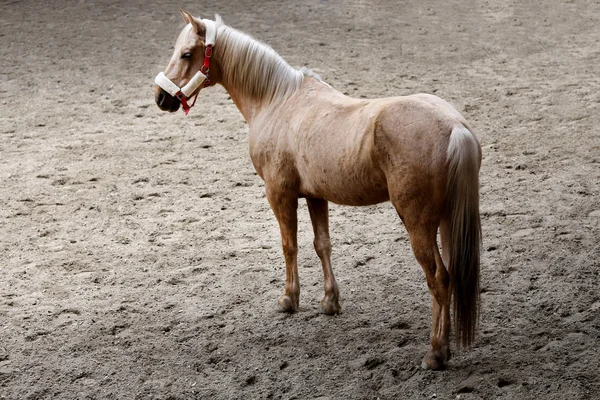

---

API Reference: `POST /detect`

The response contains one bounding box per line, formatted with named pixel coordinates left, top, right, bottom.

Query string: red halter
left=175, top=44, right=213, bottom=115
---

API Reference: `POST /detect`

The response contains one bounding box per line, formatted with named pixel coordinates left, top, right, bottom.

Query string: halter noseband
left=155, top=19, right=217, bottom=115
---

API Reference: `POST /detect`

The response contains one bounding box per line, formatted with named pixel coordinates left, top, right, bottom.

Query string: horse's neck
left=222, top=83, right=266, bottom=124
left=215, top=25, right=304, bottom=123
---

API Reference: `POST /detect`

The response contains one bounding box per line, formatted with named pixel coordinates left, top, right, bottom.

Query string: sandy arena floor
left=1, top=0, right=599, bottom=399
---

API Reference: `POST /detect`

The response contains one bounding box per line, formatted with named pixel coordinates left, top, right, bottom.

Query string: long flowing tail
left=446, top=126, right=482, bottom=347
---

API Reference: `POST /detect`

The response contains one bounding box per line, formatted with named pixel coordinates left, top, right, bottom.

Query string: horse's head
left=154, top=10, right=221, bottom=114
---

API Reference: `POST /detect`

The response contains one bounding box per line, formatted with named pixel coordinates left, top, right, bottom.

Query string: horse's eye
left=181, top=52, right=192, bottom=59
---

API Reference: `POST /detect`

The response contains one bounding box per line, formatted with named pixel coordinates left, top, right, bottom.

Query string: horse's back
left=251, top=80, right=471, bottom=206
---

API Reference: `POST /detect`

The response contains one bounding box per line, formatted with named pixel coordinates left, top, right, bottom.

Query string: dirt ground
left=1, top=0, right=599, bottom=399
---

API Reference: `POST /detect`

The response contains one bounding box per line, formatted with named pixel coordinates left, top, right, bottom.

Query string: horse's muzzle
left=155, top=86, right=181, bottom=112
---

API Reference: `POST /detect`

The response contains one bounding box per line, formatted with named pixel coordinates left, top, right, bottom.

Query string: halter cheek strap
left=154, top=19, right=217, bottom=115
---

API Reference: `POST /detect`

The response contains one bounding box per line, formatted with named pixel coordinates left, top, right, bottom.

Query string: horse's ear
left=180, top=9, right=191, bottom=24
left=188, top=16, right=203, bottom=35
left=179, top=10, right=205, bottom=36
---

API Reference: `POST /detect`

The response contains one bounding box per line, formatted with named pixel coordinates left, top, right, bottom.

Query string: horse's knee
left=283, top=243, right=297, bottom=254
left=313, top=238, right=331, bottom=257
left=281, top=240, right=298, bottom=258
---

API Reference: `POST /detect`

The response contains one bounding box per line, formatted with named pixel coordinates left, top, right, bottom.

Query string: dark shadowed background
left=1, top=0, right=599, bottom=398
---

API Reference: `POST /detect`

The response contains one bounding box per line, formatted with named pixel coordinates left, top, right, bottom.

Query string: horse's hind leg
left=394, top=202, right=451, bottom=370
left=306, top=198, right=340, bottom=315
left=266, top=185, right=300, bottom=312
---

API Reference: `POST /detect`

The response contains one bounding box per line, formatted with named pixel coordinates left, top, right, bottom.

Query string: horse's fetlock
left=324, top=281, right=339, bottom=296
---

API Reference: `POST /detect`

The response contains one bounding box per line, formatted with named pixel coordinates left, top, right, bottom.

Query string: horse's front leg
left=306, top=198, right=340, bottom=315
left=266, top=185, right=300, bottom=312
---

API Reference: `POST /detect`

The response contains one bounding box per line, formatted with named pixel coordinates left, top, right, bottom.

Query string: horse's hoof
left=444, top=347, right=452, bottom=362
left=319, top=296, right=341, bottom=315
left=421, top=349, right=448, bottom=371
left=277, top=294, right=298, bottom=313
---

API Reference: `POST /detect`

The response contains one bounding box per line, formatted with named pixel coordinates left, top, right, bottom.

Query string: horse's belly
left=299, top=164, right=389, bottom=206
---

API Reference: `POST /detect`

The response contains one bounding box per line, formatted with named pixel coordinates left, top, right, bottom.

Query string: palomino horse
left=154, top=11, right=482, bottom=370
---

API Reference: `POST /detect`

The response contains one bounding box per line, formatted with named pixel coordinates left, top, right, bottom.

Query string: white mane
left=214, top=18, right=308, bottom=103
